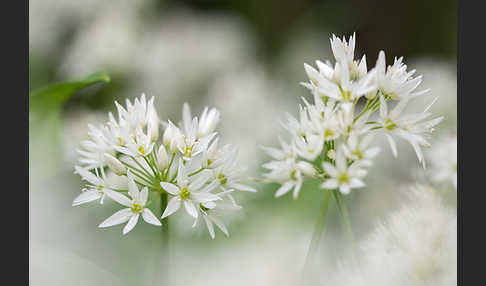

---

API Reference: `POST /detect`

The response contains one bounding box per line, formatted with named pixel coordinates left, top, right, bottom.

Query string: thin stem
left=303, top=190, right=332, bottom=273
left=143, top=156, right=159, bottom=179
left=161, top=192, right=169, bottom=283
left=333, top=190, right=355, bottom=246
left=121, top=161, right=154, bottom=181
left=164, top=152, right=176, bottom=179
left=188, top=167, right=204, bottom=177
left=129, top=157, right=156, bottom=179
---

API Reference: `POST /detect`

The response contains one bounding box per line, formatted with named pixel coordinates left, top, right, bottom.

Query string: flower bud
left=163, top=121, right=176, bottom=146
left=147, top=112, right=159, bottom=142
left=104, top=153, right=126, bottom=176
left=198, top=107, right=220, bottom=138
left=157, top=145, right=169, bottom=170
left=296, top=161, right=316, bottom=177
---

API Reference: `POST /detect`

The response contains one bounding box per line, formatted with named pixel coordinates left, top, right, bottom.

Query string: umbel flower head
left=73, top=94, right=256, bottom=237
left=262, top=33, right=443, bottom=198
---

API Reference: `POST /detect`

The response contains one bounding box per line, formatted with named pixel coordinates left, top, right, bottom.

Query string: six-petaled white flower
left=99, top=177, right=161, bottom=235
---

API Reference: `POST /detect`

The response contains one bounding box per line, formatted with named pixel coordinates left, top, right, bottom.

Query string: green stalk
left=303, top=190, right=332, bottom=273
left=333, top=190, right=355, bottom=247
left=161, top=191, right=169, bottom=283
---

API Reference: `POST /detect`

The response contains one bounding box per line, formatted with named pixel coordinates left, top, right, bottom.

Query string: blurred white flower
left=330, top=185, right=456, bottom=286
left=207, top=65, right=296, bottom=170
left=426, top=133, right=457, bottom=189
left=59, top=0, right=148, bottom=77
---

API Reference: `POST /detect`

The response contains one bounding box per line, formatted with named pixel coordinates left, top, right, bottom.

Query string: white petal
left=160, top=182, right=180, bottom=195
left=140, top=187, right=148, bottom=205
left=184, top=201, right=198, bottom=218
left=340, top=185, right=351, bottom=194
left=322, top=162, right=338, bottom=177
left=127, top=177, right=139, bottom=200
left=188, top=171, right=211, bottom=191
left=99, top=208, right=132, bottom=228
left=123, top=214, right=140, bottom=235
left=161, top=197, right=181, bottom=218
left=192, top=192, right=221, bottom=203
left=292, top=181, right=303, bottom=200
left=202, top=201, right=217, bottom=209
left=142, top=209, right=162, bottom=226
left=211, top=216, right=229, bottom=237
left=385, top=134, right=398, bottom=157
left=75, top=166, right=102, bottom=186
left=321, top=179, right=338, bottom=190
left=104, top=190, right=131, bottom=207
left=203, top=216, right=215, bottom=239
left=275, top=182, right=294, bottom=197
left=72, top=190, right=101, bottom=206
left=227, top=183, right=257, bottom=192
left=260, top=146, right=284, bottom=160
left=379, top=95, right=388, bottom=118
left=349, top=178, right=365, bottom=188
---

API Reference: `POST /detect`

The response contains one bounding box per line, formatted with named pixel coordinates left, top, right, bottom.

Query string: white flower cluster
left=262, top=33, right=443, bottom=198
left=72, top=94, right=255, bottom=237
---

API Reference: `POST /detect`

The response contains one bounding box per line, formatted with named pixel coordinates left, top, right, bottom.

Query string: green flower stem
left=164, top=152, right=176, bottom=180
left=143, top=156, right=159, bottom=179
left=121, top=161, right=154, bottom=181
left=131, top=171, right=157, bottom=188
left=160, top=191, right=169, bottom=283
left=333, top=190, right=355, bottom=247
left=303, top=190, right=332, bottom=273
left=130, top=156, right=156, bottom=179
left=188, top=167, right=204, bottom=177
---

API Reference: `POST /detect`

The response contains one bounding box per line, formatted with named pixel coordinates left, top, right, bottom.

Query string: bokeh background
left=29, top=0, right=457, bottom=285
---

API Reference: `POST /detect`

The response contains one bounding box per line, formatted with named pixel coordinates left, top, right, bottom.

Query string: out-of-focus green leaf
left=29, top=72, right=111, bottom=181
left=30, top=71, right=111, bottom=112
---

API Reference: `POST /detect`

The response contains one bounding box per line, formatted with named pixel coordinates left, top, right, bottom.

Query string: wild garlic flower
left=262, top=33, right=443, bottom=198
left=99, top=176, right=161, bottom=235
left=72, top=94, right=255, bottom=238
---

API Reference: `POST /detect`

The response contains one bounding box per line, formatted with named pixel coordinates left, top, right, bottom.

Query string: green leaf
left=30, top=71, right=111, bottom=112
left=29, top=71, right=111, bottom=180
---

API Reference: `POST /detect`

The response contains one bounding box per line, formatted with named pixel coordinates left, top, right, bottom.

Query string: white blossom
left=72, top=94, right=254, bottom=236
left=99, top=177, right=161, bottom=235
left=262, top=32, right=442, bottom=198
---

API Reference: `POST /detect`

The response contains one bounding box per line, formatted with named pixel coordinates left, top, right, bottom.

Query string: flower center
left=138, top=145, right=145, bottom=155
left=341, top=90, right=352, bottom=101
left=290, top=169, right=298, bottom=181
left=180, top=187, right=191, bottom=199
left=131, top=203, right=143, bottom=213
left=117, top=137, right=123, bottom=146
left=218, top=173, right=227, bottom=185
left=324, top=129, right=334, bottom=138
left=352, top=149, right=363, bottom=160
left=338, top=172, right=350, bottom=184
left=384, top=119, right=397, bottom=130
left=185, top=146, right=193, bottom=157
